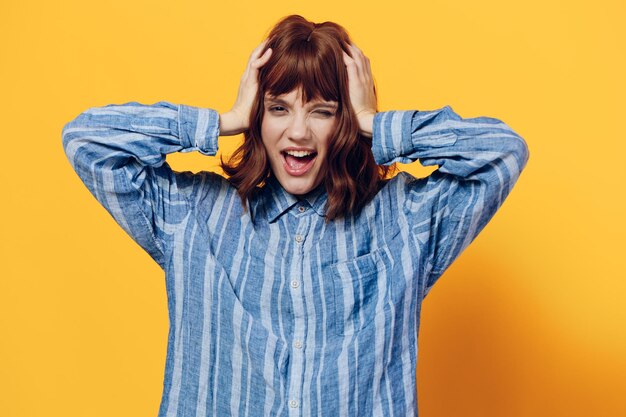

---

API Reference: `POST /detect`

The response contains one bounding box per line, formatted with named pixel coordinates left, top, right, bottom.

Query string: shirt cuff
left=372, top=110, right=416, bottom=165
left=372, top=107, right=459, bottom=165
left=178, top=104, right=220, bottom=156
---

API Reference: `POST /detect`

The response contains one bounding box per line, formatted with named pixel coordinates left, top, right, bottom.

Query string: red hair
left=221, top=14, right=395, bottom=221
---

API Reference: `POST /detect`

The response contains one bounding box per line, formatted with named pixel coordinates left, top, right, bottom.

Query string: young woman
left=62, top=14, right=529, bottom=417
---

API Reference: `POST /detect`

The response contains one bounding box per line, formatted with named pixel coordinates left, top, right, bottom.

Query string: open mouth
left=281, top=149, right=318, bottom=176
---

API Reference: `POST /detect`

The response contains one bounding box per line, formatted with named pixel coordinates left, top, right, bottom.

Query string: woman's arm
left=61, top=101, right=221, bottom=269
left=343, top=43, right=529, bottom=295
left=372, top=106, right=529, bottom=294
left=61, top=41, right=272, bottom=269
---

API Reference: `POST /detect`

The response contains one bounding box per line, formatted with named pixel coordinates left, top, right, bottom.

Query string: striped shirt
left=62, top=101, right=529, bottom=417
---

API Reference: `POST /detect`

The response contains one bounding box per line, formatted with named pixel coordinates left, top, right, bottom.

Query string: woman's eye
left=316, top=110, right=335, bottom=117
left=270, top=106, right=286, bottom=112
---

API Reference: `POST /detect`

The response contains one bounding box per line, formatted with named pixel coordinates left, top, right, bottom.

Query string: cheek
left=315, top=122, right=336, bottom=154
left=260, top=118, right=281, bottom=149
left=260, top=118, right=269, bottom=146
left=260, top=121, right=280, bottom=169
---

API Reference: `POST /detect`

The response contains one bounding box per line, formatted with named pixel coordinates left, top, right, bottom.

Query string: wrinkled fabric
left=62, top=101, right=529, bottom=417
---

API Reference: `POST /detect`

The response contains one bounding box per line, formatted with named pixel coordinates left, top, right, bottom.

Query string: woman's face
left=261, top=88, right=338, bottom=196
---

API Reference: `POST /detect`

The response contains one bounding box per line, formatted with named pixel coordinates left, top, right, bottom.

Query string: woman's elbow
left=494, top=119, right=530, bottom=171
left=507, top=130, right=530, bottom=172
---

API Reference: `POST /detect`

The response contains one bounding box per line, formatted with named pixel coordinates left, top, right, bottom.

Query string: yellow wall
left=1, top=0, right=624, bottom=416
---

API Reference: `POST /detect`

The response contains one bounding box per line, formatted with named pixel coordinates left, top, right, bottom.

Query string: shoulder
left=357, top=172, right=424, bottom=218
left=377, top=171, right=425, bottom=197
left=371, top=170, right=454, bottom=217
left=187, top=170, right=237, bottom=202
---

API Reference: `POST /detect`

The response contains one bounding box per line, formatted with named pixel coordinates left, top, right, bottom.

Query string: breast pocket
left=331, top=247, right=393, bottom=337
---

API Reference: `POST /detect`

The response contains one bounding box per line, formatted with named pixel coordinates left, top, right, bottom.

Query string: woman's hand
left=220, top=40, right=273, bottom=136
left=342, top=43, right=377, bottom=138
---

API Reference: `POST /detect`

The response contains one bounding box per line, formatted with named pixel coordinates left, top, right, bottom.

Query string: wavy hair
left=221, top=14, right=396, bottom=221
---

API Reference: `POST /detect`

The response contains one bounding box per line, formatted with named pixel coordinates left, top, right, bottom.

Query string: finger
left=349, top=43, right=366, bottom=62
left=342, top=51, right=358, bottom=82
left=350, top=43, right=370, bottom=74
left=353, top=44, right=374, bottom=84
left=361, top=55, right=373, bottom=85
left=364, top=55, right=372, bottom=77
left=242, top=41, right=270, bottom=81
left=350, top=42, right=363, bottom=56
left=347, top=44, right=367, bottom=81
left=246, top=39, right=269, bottom=72
left=250, top=39, right=269, bottom=58
left=251, top=47, right=272, bottom=69
left=342, top=50, right=353, bottom=66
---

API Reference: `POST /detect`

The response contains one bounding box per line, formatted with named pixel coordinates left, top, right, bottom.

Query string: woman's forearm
left=371, top=105, right=529, bottom=177
left=61, top=101, right=221, bottom=268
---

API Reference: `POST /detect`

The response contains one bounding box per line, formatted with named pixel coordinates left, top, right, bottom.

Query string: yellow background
left=1, top=0, right=624, bottom=416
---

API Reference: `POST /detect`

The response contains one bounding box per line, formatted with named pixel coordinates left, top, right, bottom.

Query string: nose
left=286, top=113, right=309, bottom=141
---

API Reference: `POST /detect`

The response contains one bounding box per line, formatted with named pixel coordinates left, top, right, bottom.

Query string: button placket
left=286, top=215, right=310, bottom=416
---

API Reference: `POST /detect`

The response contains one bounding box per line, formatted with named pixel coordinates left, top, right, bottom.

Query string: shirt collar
left=257, top=175, right=328, bottom=223
left=301, top=183, right=328, bottom=217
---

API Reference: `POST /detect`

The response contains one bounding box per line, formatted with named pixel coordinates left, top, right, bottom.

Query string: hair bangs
left=261, top=42, right=341, bottom=105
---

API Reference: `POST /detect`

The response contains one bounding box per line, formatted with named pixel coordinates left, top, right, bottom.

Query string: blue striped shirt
left=62, top=101, right=529, bottom=417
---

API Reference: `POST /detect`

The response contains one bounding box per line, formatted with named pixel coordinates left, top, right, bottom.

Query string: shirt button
left=298, top=206, right=306, bottom=213
left=289, top=400, right=299, bottom=408
left=295, top=234, right=303, bottom=243
left=294, top=340, right=303, bottom=349
left=290, top=280, right=299, bottom=289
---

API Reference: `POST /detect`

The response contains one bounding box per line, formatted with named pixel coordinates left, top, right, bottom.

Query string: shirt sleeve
left=372, top=105, right=530, bottom=296
left=61, top=101, right=221, bottom=270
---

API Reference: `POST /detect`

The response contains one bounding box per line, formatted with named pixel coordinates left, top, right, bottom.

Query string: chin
left=283, top=182, right=315, bottom=196
left=277, top=176, right=320, bottom=196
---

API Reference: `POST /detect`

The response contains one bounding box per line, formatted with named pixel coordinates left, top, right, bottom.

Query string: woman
left=62, top=14, right=529, bottom=417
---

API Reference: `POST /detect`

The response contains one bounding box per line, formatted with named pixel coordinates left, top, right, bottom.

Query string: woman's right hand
left=219, top=40, right=273, bottom=136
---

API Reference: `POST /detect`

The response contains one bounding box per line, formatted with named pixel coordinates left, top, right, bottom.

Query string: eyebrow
left=264, top=98, right=289, bottom=106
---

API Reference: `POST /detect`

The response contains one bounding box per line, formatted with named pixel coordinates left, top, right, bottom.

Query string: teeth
left=285, top=150, right=315, bottom=157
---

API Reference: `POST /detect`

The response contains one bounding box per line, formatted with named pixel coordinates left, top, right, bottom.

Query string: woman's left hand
left=342, top=43, right=377, bottom=138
